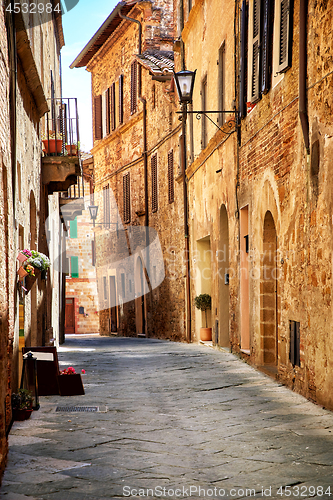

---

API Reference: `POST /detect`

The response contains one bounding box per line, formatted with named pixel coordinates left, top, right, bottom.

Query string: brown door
left=65, top=298, right=75, bottom=334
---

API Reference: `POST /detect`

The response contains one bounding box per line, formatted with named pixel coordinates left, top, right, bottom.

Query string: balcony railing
left=43, top=98, right=80, bottom=157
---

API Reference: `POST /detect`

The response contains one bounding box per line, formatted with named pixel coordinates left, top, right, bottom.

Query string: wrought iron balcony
left=42, top=97, right=82, bottom=193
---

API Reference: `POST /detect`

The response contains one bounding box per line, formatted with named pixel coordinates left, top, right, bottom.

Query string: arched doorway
left=219, top=205, right=229, bottom=346
left=261, top=211, right=278, bottom=365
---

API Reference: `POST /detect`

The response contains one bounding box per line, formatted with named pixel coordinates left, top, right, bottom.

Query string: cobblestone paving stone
left=1, top=335, right=333, bottom=500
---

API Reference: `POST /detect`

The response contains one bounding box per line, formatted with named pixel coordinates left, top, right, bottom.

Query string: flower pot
left=57, top=373, right=85, bottom=396
left=42, top=139, right=63, bottom=154
left=18, top=266, right=28, bottom=280
left=65, top=144, right=78, bottom=156
left=12, top=408, right=33, bottom=421
left=200, top=327, right=212, bottom=341
left=17, top=252, right=28, bottom=263
left=25, top=269, right=40, bottom=293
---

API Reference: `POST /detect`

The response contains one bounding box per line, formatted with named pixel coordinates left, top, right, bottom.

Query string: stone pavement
left=1, top=335, right=333, bottom=500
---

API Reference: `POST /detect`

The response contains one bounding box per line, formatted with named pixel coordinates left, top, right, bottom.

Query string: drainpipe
left=8, top=0, right=17, bottom=223
left=299, top=0, right=309, bottom=153
left=119, top=8, right=142, bottom=93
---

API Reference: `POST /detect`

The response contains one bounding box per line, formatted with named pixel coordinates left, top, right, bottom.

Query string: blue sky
left=61, top=0, right=118, bottom=151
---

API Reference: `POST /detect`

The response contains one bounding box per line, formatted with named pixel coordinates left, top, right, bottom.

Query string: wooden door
left=65, top=298, right=75, bottom=334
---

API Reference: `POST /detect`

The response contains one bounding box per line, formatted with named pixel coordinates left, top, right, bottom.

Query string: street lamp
left=88, top=204, right=98, bottom=227
left=173, top=69, right=196, bottom=104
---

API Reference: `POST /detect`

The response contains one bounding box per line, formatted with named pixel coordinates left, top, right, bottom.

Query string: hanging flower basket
left=25, top=269, right=40, bottom=293
left=17, top=266, right=28, bottom=280
left=17, top=252, right=28, bottom=263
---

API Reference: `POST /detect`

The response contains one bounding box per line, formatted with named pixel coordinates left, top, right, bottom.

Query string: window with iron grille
left=103, top=184, right=110, bottom=227
left=151, top=154, right=158, bottom=213
left=289, top=320, right=300, bottom=367
left=111, top=83, right=116, bottom=131
left=130, top=61, right=137, bottom=114
left=119, top=75, right=124, bottom=125
left=123, top=173, right=131, bottom=223
left=168, top=150, right=174, bottom=204
left=94, top=95, right=102, bottom=140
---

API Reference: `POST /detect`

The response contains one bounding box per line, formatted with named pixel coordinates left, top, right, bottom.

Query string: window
left=130, top=61, right=137, bottom=114
left=247, top=0, right=293, bottom=105
left=239, top=0, right=248, bottom=118
left=290, top=320, right=300, bottom=367
left=119, top=75, right=124, bottom=125
left=123, top=173, right=131, bottom=223
left=168, top=150, right=174, bottom=204
left=70, top=217, right=77, bottom=238
left=111, top=82, right=116, bottom=131
left=94, top=95, right=102, bottom=140
left=151, top=154, right=158, bottom=213
left=103, top=185, right=110, bottom=227
left=201, top=76, right=207, bottom=149
left=106, top=88, right=111, bottom=135
left=218, top=42, right=226, bottom=126
left=71, top=256, right=79, bottom=278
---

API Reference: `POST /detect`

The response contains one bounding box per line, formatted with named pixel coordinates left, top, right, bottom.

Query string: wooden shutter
left=250, top=0, right=261, bottom=103
left=119, top=75, right=124, bottom=125
left=111, top=83, right=116, bottom=131
left=69, top=217, right=77, bottom=238
left=239, top=0, right=248, bottom=118
left=130, top=62, right=137, bottom=114
left=289, top=320, right=295, bottom=365
left=261, top=0, right=272, bottom=94
left=71, top=256, right=79, bottom=278
left=151, top=154, right=158, bottom=213
left=295, top=321, right=300, bottom=367
left=94, top=95, right=102, bottom=140
left=277, top=0, right=293, bottom=73
left=289, top=320, right=300, bottom=366
left=168, top=150, right=174, bottom=204
left=106, top=89, right=111, bottom=135
left=123, top=173, right=131, bottom=223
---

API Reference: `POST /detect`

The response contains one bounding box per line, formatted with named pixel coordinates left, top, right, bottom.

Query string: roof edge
left=70, top=1, right=128, bottom=69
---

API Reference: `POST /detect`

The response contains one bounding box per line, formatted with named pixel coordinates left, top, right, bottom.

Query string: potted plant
left=41, top=131, right=63, bottom=154
left=11, top=389, right=33, bottom=421
left=194, top=293, right=212, bottom=341
left=65, top=142, right=78, bottom=156
left=27, top=250, right=51, bottom=280
left=57, top=366, right=85, bottom=396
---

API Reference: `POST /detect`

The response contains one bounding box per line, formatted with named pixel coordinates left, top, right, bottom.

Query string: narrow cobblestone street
left=1, top=335, right=333, bottom=500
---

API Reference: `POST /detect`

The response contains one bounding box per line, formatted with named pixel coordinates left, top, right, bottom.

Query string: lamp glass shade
left=174, top=69, right=196, bottom=103
left=88, top=205, right=98, bottom=220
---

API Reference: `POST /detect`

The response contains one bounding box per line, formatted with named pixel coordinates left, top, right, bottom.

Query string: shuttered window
left=123, top=173, right=131, bottom=223
left=94, top=95, right=102, bottom=140
left=106, top=88, right=111, bottom=135
left=239, top=0, right=248, bottom=118
left=103, top=184, right=110, bottom=227
left=250, top=0, right=261, bottom=103
left=130, top=61, right=137, bottom=114
left=261, top=0, right=274, bottom=94
left=70, top=217, right=77, bottom=238
left=277, top=0, right=293, bottom=73
left=168, top=150, right=174, bottom=204
left=151, top=154, right=158, bottom=213
left=119, top=75, right=124, bottom=125
left=71, top=256, right=79, bottom=278
left=110, top=83, right=116, bottom=131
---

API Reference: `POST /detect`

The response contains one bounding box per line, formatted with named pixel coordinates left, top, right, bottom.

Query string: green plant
left=194, top=294, right=211, bottom=328
left=11, top=389, right=33, bottom=410
left=27, top=250, right=51, bottom=271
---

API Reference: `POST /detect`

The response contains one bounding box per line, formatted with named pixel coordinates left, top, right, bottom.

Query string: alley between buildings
left=1, top=335, right=333, bottom=500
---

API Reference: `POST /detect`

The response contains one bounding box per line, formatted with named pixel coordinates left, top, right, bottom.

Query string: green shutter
left=71, top=256, right=79, bottom=278
left=70, top=217, right=78, bottom=238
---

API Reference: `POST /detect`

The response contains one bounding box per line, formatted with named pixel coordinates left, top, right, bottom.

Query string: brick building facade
left=71, top=0, right=186, bottom=341
left=177, top=0, right=333, bottom=410
left=0, top=4, right=82, bottom=481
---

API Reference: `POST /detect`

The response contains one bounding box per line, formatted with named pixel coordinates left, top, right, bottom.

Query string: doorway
left=219, top=205, right=229, bottom=346
left=135, top=257, right=146, bottom=336
left=261, top=211, right=278, bottom=365
left=65, top=298, right=75, bottom=334
left=109, top=276, right=118, bottom=333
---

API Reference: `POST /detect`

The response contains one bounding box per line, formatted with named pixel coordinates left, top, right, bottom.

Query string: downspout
left=299, top=0, right=309, bottom=153
left=119, top=9, right=142, bottom=93
left=8, top=0, right=17, bottom=223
